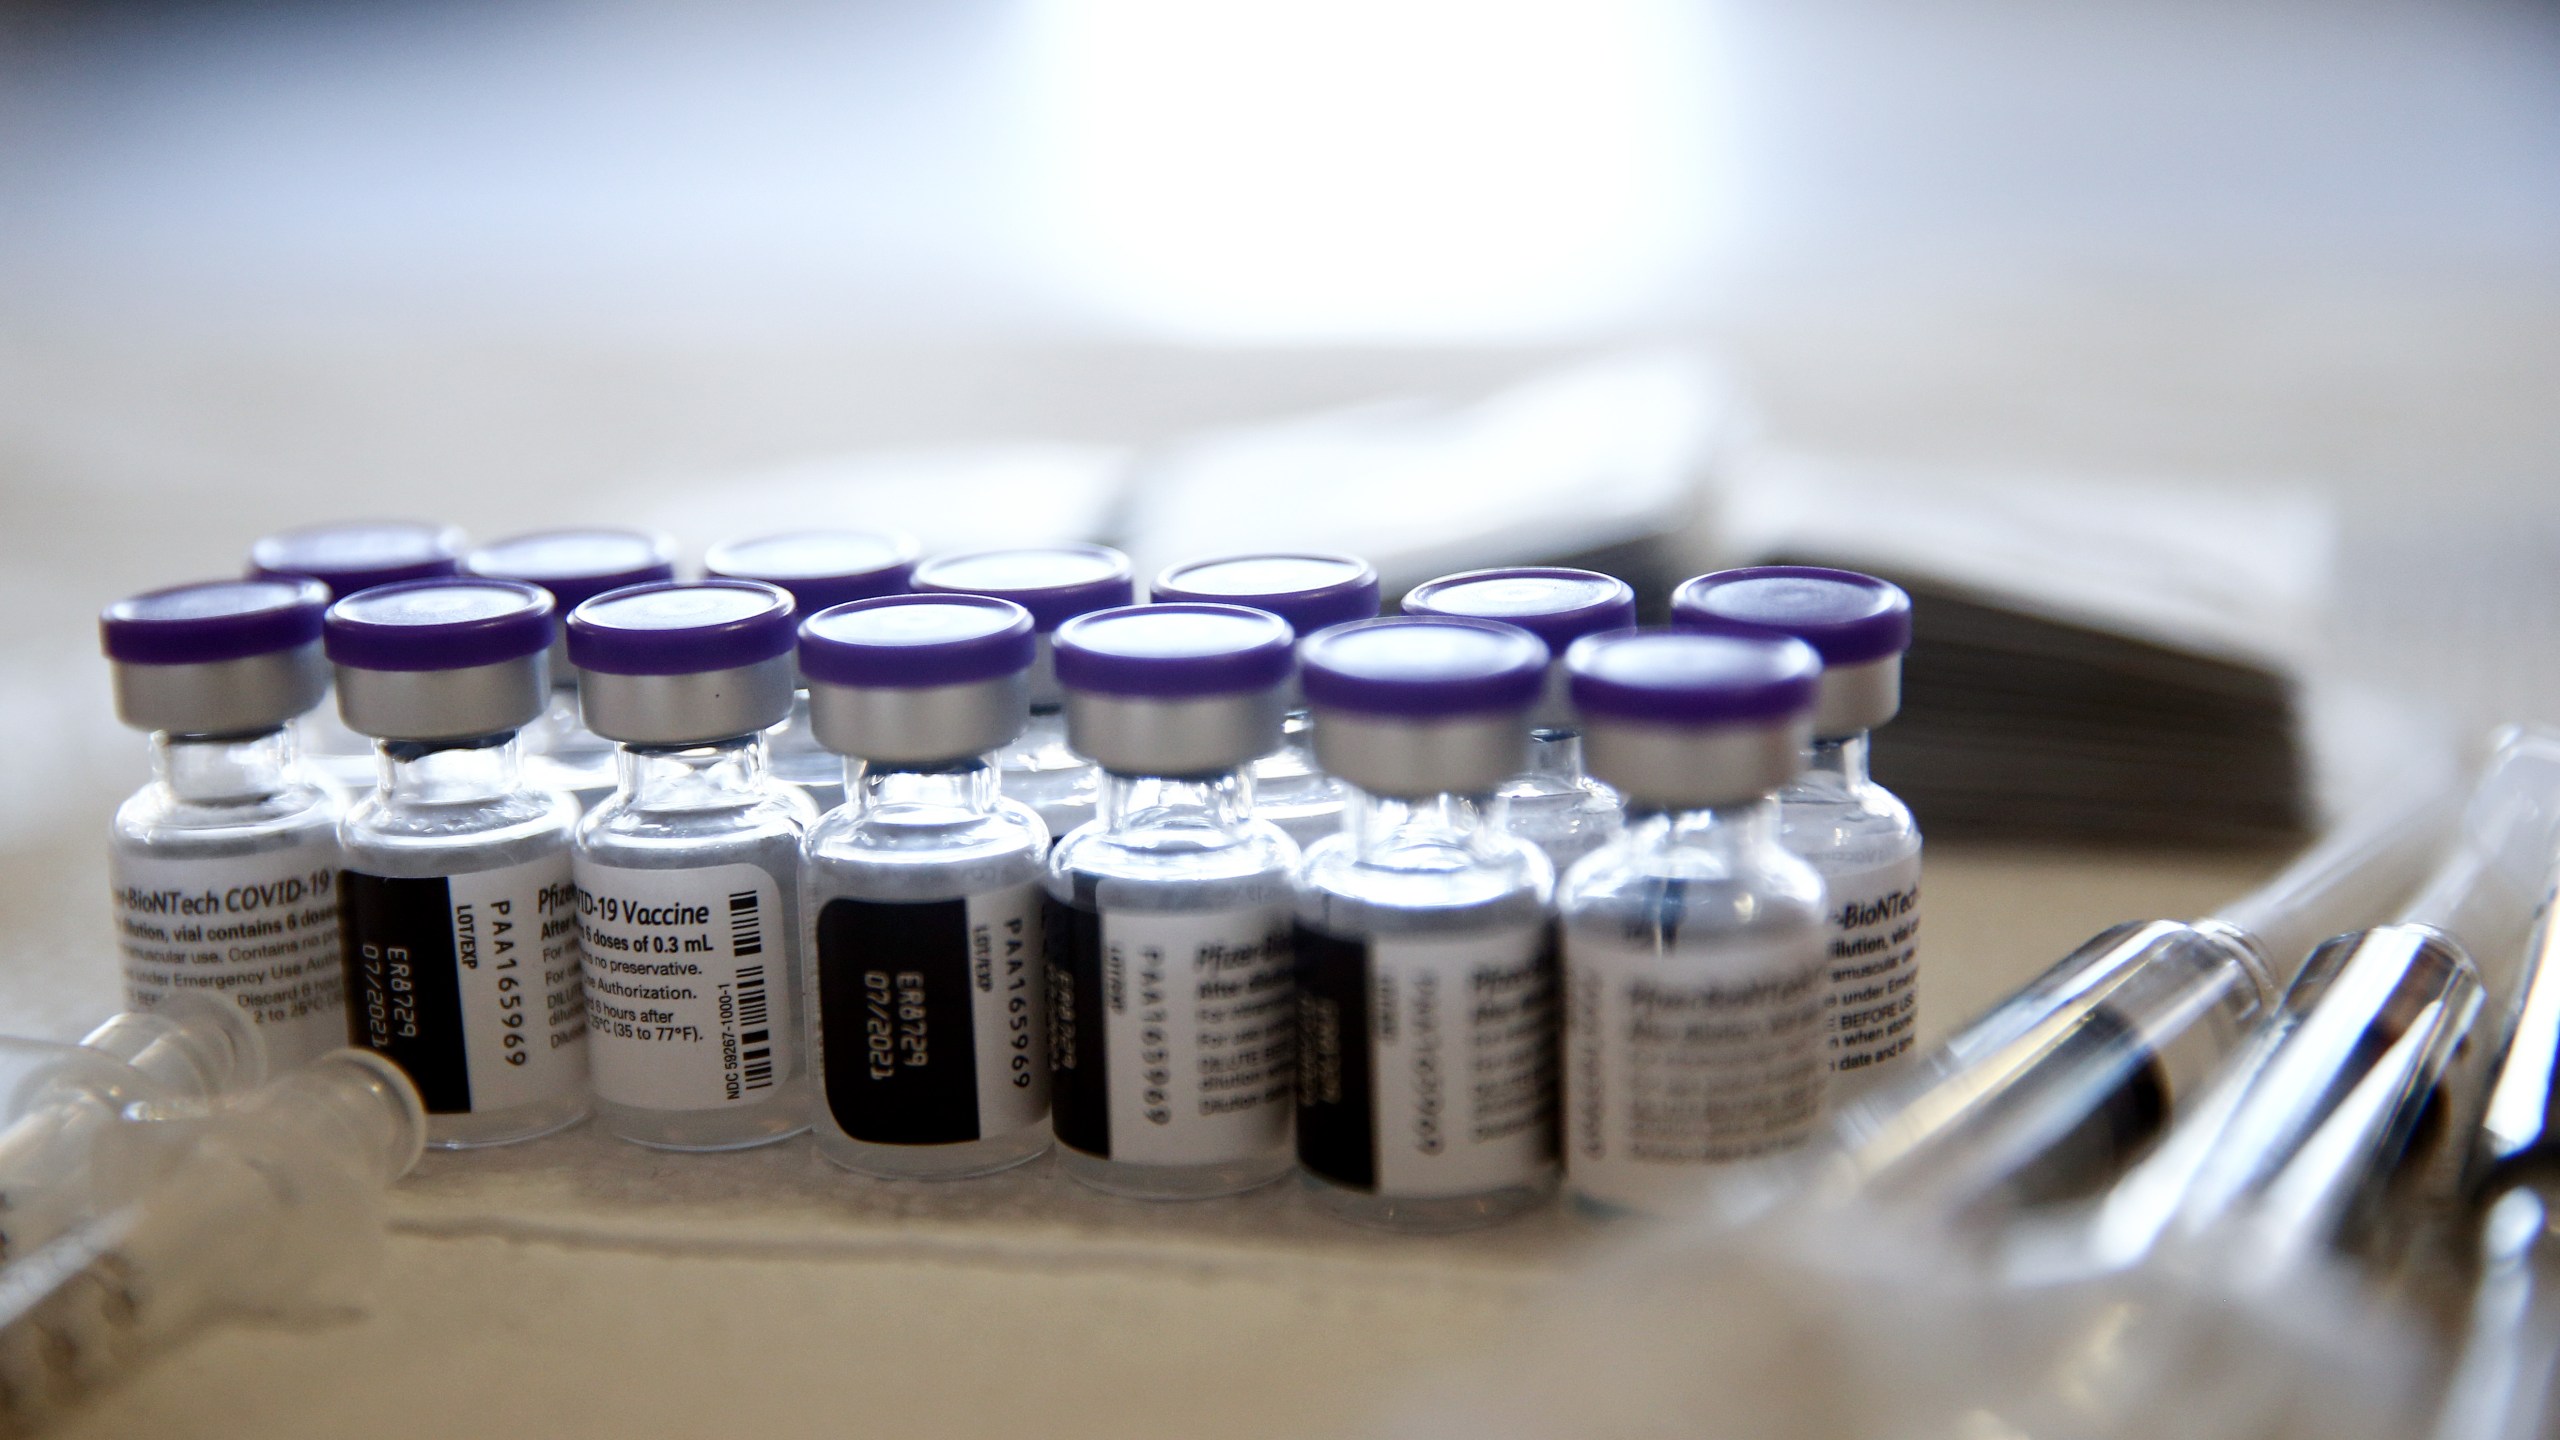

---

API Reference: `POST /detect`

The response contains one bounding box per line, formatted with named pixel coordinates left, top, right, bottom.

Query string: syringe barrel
left=0, top=1040, right=103, bottom=1127
left=0, top=1052, right=425, bottom=1431
left=2210, top=779, right=2459, bottom=987
left=2095, top=922, right=2482, bottom=1276
left=234, top=1050, right=428, bottom=1187
left=2429, top=1182, right=2560, bottom=1440
left=1820, top=762, right=2466, bottom=1222
left=0, top=1162, right=277, bottom=1433
left=2475, top=848, right=2560, bottom=1192
left=2398, top=728, right=2560, bottom=969
left=0, top=999, right=274, bottom=1265
left=0, top=997, right=268, bottom=1132
left=1822, top=919, right=2273, bottom=1218
left=75, top=994, right=266, bottom=1109
left=0, top=1048, right=153, bottom=1265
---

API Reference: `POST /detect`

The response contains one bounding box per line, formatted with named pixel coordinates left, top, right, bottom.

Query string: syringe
left=2075, top=886, right=2489, bottom=1282
left=0, top=1049, right=424, bottom=1436
left=2091, top=725, right=2560, bottom=1276
left=0, top=996, right=266, bottom=1263
left=1369, top=742, right=2548, bottom=1440
left=2427, top=831, right=2560, bottom=1440
left=1787, top=739, right=2467, bottom=1228
left=1938, top=742, right=2560, bottom=1440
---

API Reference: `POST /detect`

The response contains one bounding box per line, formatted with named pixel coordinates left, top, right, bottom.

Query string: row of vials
left=98, top=522, right=1922, bottom=1227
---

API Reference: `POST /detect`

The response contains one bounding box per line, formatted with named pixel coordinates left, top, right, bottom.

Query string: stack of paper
left=1722, top=454, right=2333, bottom=844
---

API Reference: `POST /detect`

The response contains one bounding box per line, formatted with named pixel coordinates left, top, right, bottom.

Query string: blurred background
left=4, top=6, right=2559, bottom=1436
left=1, top=0, right=2555, bottom=904
left=6, top=0, right=2557, bottom=340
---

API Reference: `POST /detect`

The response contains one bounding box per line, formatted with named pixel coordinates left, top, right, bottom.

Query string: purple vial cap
left=1670, top=566, right=1913, bottom=666
left=248, top=520, right=468, bottom=600
left=1299, top=617, right=1550, bottom=719
left=1052, top=603, right=1295, bottom=700
left=910, top=544, right=1135, bottom=633
left=1149, top=552, right=1382, bottom=636
left=799, top=594, right=1037, bottom=689
left=1399, top=567, right=1638, bottom=654
left=102, top=578, right=331, bottom=666
left=702, top=529, right=921, bottom=614
left=566, top=580, right=798, bottom=677
left=462, top=528, right=678, bottom=614
left=324, top=578, right=557, bottom=673
left=1565, top=628, right=1823, bottom=727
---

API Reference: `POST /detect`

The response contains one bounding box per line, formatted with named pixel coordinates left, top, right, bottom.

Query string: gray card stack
left=1723, top=453, right=2331, bottom=845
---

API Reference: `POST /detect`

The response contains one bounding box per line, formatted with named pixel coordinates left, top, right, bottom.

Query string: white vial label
left=1297, top=925, right=1557, bottom=1198
left=1564, top=926, right=1827, bottom=1214
left=1049, top=900, right=1295, bottom=1166
left=108, top=841, right=346, bottom=1069
left=1819, top=851, right=1921, bottom=1090
left=340, top=856, right=588, bottom=1116
left=577, top=861, right=791, bottom=1113
left=812, top=883, right=1047, bottom=1144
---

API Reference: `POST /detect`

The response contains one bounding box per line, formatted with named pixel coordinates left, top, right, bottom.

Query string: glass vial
left=248, top=519, right=469, bottom=793
left=463, top=528, right=677, bottom=810
left=567, top=580, right=817, bottom=1150
left=1150, top=551, right=1382, bottom=850
left=798, top=594, right=1054, bottom=1178
left=1292, top=617, right=1559, bottom=1230
left=1401, top=567, right=1638, bottom=870
left=1676, top=567, right=1923, bottom=1098
left=325, top=577, right=590, bottom=1147
left=704, top=528, right=920, bottom=815
left=1045, top=603, right=1302, bottom=1199
left=101, top=578, right=350, bottom=1070
left=1556, top=629, right=1830, bottom=1217
left=911, top=544, right=1135, bottom=840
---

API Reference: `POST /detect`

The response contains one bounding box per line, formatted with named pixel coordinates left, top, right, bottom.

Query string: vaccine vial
left=1149, top=552, right=1382, bottom=849
left=325, top=578, right=590, bottom=1147
left=797, top=594, right=1054, bottom=1178
left=248, top=520, right=469, bottom=792
left=1291, top=617, right=1559, bottom=1230
left=703, top=528, right=920, bottom=814
left=1044, top=604, right=1301, bottom=1199
left=566, top=580, right=816, bottom=1150
left=1400, top=567, right=1639, bottom=870
left=101, top=579, right=350, bottom=1070
left=1556, top=629, right=1829, bottom=1216
left=1675, top=566, right=1922, bottom=1097
left=910, top=545, right=1135, bottom=839
left=462, top=528, right=677, bottom=809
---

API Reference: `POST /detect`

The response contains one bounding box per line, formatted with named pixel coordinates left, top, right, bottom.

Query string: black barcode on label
left=737, top=963, right=774, bottom=1091
left=729, top=889, right=764, bottom=957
